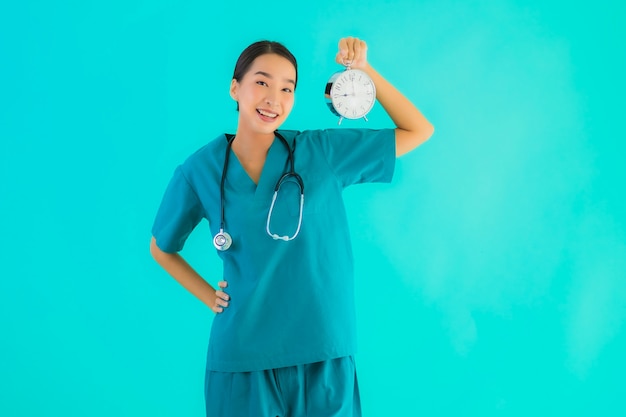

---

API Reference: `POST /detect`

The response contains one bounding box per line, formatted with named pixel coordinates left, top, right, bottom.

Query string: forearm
left=362, top=63, right=434, bottom=156
left=150, top=237, right=216, bottom=309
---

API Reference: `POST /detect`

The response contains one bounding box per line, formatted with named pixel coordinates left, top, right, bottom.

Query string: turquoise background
left=1, top=0, right=625, bottom=416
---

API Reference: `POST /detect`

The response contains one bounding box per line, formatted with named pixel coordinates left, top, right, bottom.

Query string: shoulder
left=291, top=128, right=394, bottom=140
left=289, top=128, right=394, bottom=149
left=180, top=134, right=228, bottom=172
left=278, top=129, right=327, bottom=141
left=284, top=129, right=325, bottom=147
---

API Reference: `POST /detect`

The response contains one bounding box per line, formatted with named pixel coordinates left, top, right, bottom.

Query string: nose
left=265, top=89, right=279, bottom=107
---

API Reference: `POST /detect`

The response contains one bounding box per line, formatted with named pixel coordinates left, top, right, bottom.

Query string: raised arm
left=336, top=37, right=434, bottom=157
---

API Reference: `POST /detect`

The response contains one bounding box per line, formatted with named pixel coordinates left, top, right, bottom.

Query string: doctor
left=150, top=37, right=434, bottom=417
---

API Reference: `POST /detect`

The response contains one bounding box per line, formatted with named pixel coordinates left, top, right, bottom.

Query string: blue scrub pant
left=205, top=356, right=361, bottom=417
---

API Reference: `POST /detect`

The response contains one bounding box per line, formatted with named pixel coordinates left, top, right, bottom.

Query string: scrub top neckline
left=223, top=134, right=287, bottom=199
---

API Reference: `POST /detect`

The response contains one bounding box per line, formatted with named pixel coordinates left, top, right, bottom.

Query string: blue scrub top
left=152, top=128, right=395, bottom=372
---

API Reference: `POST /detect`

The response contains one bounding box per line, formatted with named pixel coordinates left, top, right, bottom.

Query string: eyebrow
left=254, top=71, right=296, bottom=86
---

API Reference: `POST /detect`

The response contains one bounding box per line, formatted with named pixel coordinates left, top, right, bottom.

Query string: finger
left=352, top=39, right=361, bottom=63
left=338, top=38, right=349, bottom=58
left=336, top=40, right=349, bottom=65
left=212, top=296, right=228, bottom=313
left=344, top=37, right=355, bottom=61
left=216, top=290, right=230, bottom=301
left=339, top=37, right=357, bottom=63
left=216, top=297, right=229, bottom=308
left=356, top=39, right=367, bottom=63
left=350, top=39, right=366, bottom=63
left=216, top=281, right=230, bottom=301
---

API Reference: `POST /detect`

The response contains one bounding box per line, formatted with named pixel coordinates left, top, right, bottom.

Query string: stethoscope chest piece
left=213, top=229, right=232, bottom=251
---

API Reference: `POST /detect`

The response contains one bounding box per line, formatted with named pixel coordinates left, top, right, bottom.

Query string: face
left=230, top=53, right=296, bottom=136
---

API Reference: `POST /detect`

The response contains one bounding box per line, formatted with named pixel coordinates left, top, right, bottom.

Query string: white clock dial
left=326, top=69, right=376, bottom=121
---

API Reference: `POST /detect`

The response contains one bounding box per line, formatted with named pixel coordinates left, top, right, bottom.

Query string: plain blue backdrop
left=1, top=1, right=625, bottom=416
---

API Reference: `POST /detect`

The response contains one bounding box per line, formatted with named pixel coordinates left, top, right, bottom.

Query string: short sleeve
left=319, top=128, right=396, bottom=187
left=151, top=166, right=205, bottom=253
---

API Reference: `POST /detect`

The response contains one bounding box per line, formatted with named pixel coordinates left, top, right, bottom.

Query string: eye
left=256, top=80, right=268, bottom=86
left=282, top=87, right=293, bottom=93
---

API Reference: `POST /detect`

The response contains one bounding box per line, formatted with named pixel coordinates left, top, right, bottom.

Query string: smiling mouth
left=257, top=109, right=278, bottom=119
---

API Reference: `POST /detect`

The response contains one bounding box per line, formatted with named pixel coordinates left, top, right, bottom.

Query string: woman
left=150, top=37, right=434, bottom=417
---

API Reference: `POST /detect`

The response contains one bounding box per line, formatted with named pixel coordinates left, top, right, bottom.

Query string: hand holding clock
left=326, top=37, right=376, bottom=122
left=327, top=37, right=435, bottom=155
left=335, top=37, right=368, bottom=70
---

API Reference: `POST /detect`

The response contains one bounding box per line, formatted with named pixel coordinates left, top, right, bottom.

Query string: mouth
left=256, top=108, right=279, bottom=121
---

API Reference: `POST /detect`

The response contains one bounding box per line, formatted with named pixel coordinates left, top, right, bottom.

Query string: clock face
left=328, top=69, right=376, bottom=119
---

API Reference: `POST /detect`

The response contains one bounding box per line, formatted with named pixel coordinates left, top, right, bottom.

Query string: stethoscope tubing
left=214, top=132, right=304, bottom=251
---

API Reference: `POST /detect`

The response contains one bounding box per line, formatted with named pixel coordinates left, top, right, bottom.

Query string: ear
left=229, top=79, right=239, bottom=101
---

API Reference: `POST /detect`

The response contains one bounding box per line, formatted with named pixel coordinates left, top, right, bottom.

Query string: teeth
left=258, top=109, right=278, bottom=118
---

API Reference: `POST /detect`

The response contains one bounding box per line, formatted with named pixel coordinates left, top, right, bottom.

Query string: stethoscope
left=213, top=132, right=305, bottom=251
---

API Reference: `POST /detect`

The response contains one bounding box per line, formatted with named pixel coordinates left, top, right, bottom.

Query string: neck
left=231, top=130, right=276, bottom=159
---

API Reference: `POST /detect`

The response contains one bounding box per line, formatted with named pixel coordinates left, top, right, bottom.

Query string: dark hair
left=232, top=41, right=298, bottom=110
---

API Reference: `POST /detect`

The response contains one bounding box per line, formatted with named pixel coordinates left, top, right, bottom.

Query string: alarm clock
left=325, top=60, right=376, bottom=125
